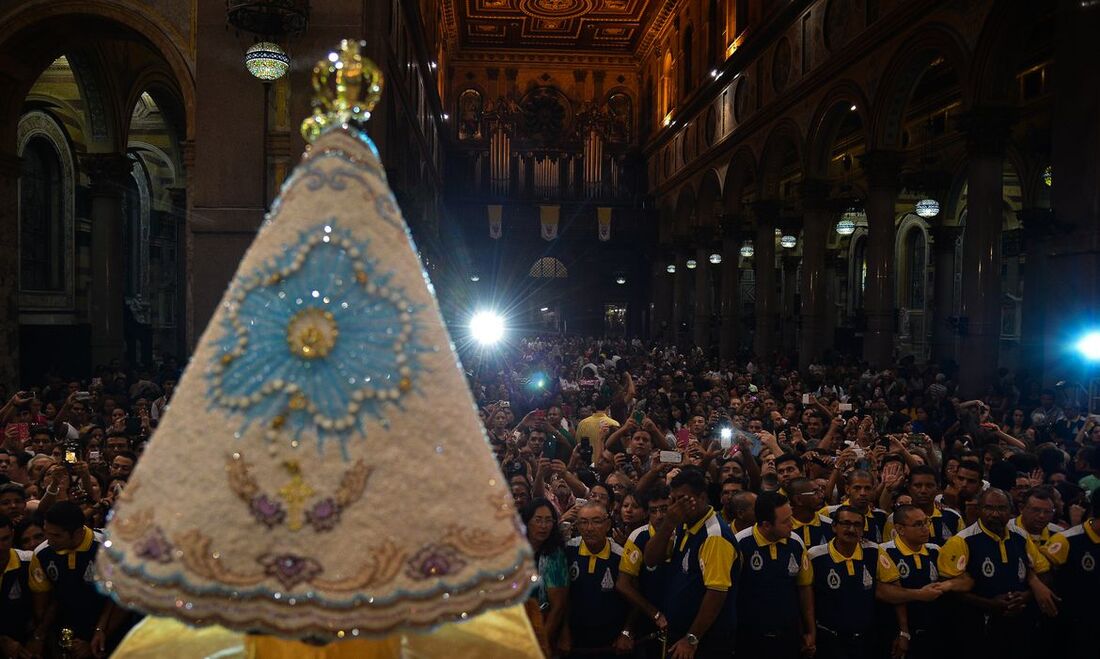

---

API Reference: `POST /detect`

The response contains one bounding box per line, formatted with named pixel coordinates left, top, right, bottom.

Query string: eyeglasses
left=833, top=520, right=862, bottom=528
left=577, top=518, right=608, bottom=527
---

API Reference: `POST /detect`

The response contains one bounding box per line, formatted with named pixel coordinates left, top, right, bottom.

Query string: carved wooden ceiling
left=444, top=0, right=663, bottom=53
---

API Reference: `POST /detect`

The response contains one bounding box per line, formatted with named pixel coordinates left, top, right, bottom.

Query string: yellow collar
left=1014, top=515, right=1052, bottom=539
left=928, top=507, right=943, bottom=518
left=685, top=507, right=716, bottom=537
left=827, top=539, right=864, bottom=563
left=979, top=520, right=1009, bottom=542
left=578, top=539, right=611, bottom=560
left=894, top=538, right=929, bottom=557
left=56, top=527, right=94, bottom=569
left=4, top=549, right=20, bottom=573
left=752, top=525, right=788, bottom=547
left=793, top=514, right=822, bottom=528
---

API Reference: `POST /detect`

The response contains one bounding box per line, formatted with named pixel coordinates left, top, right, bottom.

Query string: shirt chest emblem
left=1017, top=558, right=1026, bottom=582
left=600, top=568, right=615, bottom=591
left=981, top=556, right=996, bottom=577
left=1082, top=552, right=1095, bottom=572
left=826, top=568, right=841, bottom=590
left=787, top=554, right=799, bottom=576
left=897, top=560, right=910, bottom=579
left=861, top=565, right=873, bottom=589
left=46, top=561, right=59, bottom=582
left=84, top=560, right=96, bottom=583
left=7, top=581, right=20, bottom=600
left=682, top=549, right=691, bottom=574
left=750, top=551, right=763, bottom=571
left=569, top=561, right=580, bottom=581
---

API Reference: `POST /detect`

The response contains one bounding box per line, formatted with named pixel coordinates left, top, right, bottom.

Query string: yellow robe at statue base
left=111, top=604, right=543, bottom=658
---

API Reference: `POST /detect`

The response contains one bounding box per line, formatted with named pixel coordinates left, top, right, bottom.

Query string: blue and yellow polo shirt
left=1044, top=520, right=1099, bottom=615
left=620, top=523, right=669, bottom=615
left=792, top=512, right=833, bottom=548
left=661, top=507, right=739, bottom=642
left=29, top=527, right=109, bottom=639
left=881, top=538, right=941, bottom=632
left=937, top=521, right=1049, bottom=599
left=565, top=536, right=627, bottom=645
left=884, top=506, right=964, bottom=544
left=1007, top=515, right=1063, bottom=550
left=734, top=525, right=812, bottom=635
left=807, top=539, right=900, bottom=635
left=826, top=504, right=888, bottom=543
left=0, top=547, right=32, bottom=641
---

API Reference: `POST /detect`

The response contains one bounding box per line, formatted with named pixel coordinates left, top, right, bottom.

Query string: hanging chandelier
left=244, top=42, right=290, bottom=80
left=709, top=252, right=722, bottom=265
left=780, top=234, right=797, bottom=249
left=666, top=264, right=676, bottom=274
left=740, top=242, right=754, bottom=258
left=615, top=275, right=626, bottom=285
left=835, top=217, right=856, bottom=236
left=914, top=198, right=940, bottom=218
left=685, top=259, right=697, bottom=269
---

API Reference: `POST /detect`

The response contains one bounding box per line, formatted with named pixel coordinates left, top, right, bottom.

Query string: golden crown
left=300, top=39, right=384, bottom=142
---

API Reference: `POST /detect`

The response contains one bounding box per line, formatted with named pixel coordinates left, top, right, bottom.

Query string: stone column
left=859, top=150, right=903, bottom=368
left=671, top=249, right=686, bottom=346
left=1041, top=0, right=1100, bottom=384
left=0, top=151, right=21, bottom=387
left=1016, top=209, right=1052, bottom=379
left=929, top=224, right=962, bottom=365
left=752, top=201, right=779, bottom=363
left=799, top=180, right=831, bottom=371
left=780, top=253, right=800, bottom=356
left=956, top=109, right=1013, bottom=396
left=82, top=153, right=132, bottom=367
left=694, top=247, right=713, bottom=351
left=719, top=229, right=742, bottom=361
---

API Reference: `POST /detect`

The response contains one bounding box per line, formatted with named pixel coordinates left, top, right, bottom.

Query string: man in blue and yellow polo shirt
left=734, top=492, right=814, bottom=659
left=644, top=467, right=737, bottom=659
left=617, top=486, right=671, bottom=654
left=937, top=488, right=1059, bottom=659
left=883, top=466, right=964, bottom=544
left=564, top=502, right=629, bottom=658
left=826, top=470, right=887, bottom=543
left=0, top=513, right=32, bottom=657
left=880, top=504, right=971, bottom=659
left=807, top=505, right=910, bottom=659
left=789, top=477, right=833, bottom=548
left=1006, top=487, right=1063, bottom=550
left=27, top=502, right=121, bottom=658
left=1043, top=486, right=1100, bottom=659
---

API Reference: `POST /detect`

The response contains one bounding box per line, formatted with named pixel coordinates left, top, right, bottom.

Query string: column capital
left=80, top=153, right=133, bottom=195
left=956, top=106, right=1016, bottom=157
left=859, top=150, right=904, bottom=191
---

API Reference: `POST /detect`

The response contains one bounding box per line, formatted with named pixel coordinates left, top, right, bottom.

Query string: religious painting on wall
left=458, top=88, right=483, bottom=140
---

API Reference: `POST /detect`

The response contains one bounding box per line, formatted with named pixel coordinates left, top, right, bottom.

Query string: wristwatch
left=685, top=633, right=700, bottom=646
left=898, top=631, right=911, bottom=640
left=620, top=630, right=632, bottom=638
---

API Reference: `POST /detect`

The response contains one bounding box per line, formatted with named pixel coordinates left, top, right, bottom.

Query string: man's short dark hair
left=0, top=483, right=27, bottom=499
left=977, top=487, right=1009, bottom=507
left=848, top=469, right=874, bottom=484
left=669, top=466, right=708, bottom=494
left=1023, top=487, right=1054, bottom=505
left=775, top=453, right=803, bottom=470
left=640, top=485, right=670, bottom=508
left=909, top=465, right=938, bottom=482
left=755, top=491, right=789, bottom=526
left=593, top=394, right=610, bottom=410
left=893, top=504, right=921, bottom=526
left=114, top=450, right=138, bottom=464
left=958, top=459, right=983, bottom=477
left=29, top=426, right=50, bottom=438
left=832, top=504, right=861, bottom=524
left=43, top=501, right=84, bottom=533
left=106, top=430, right=131, bottom=442
left=787, top=476, right=814, bottom=494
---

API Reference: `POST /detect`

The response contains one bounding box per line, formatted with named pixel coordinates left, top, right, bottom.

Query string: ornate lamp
left=615, top=275, right=627, bottom=285
left=666, top=264, right=676, bottom=274
left=780, top=234, right=797, bottom=249
left=914, top=198, right=940, bottom=218
left=708, top=252, right=722, bottom=265
left=835, top=217, right=856, bottom=236
left=685, top=259, right=697, bottom=269
left=740, top=241, right=754, bottom=258
left=245, top=42, right=290, bottom=80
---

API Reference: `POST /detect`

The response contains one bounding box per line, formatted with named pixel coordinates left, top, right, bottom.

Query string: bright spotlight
left=1076, top=331, right=1100, bottom=362
left=470, top=311, right=505, bottom=346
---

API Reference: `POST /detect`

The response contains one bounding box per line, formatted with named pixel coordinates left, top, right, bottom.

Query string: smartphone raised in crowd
left=659, top=450, right=683, bottom=464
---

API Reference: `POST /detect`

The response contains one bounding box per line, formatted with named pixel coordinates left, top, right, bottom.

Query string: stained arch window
left=20, top=137, right=65, bottom=292
left=529, top=257, right=568, bottom=278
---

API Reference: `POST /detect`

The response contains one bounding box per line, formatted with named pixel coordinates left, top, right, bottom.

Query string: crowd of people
left=471, top=337, right=1099, bottom=659
left=0, top=340, right=1098, bottom=658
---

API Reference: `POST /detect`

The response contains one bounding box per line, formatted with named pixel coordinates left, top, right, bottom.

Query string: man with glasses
left=789, top=477, right=833, bottom=547
left=937, top=488, right=1058, bottom=659
left=880, top=504, right=971, bottom=658
left=826, top=470, right=888, bottom=543
left=1007, top=487, right=1063, bottom=550
left=565, top=502, right=629, bottom=658
left=884, top=466, right=964, bottom=545
left=807, top=506, right=909, bottom=659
